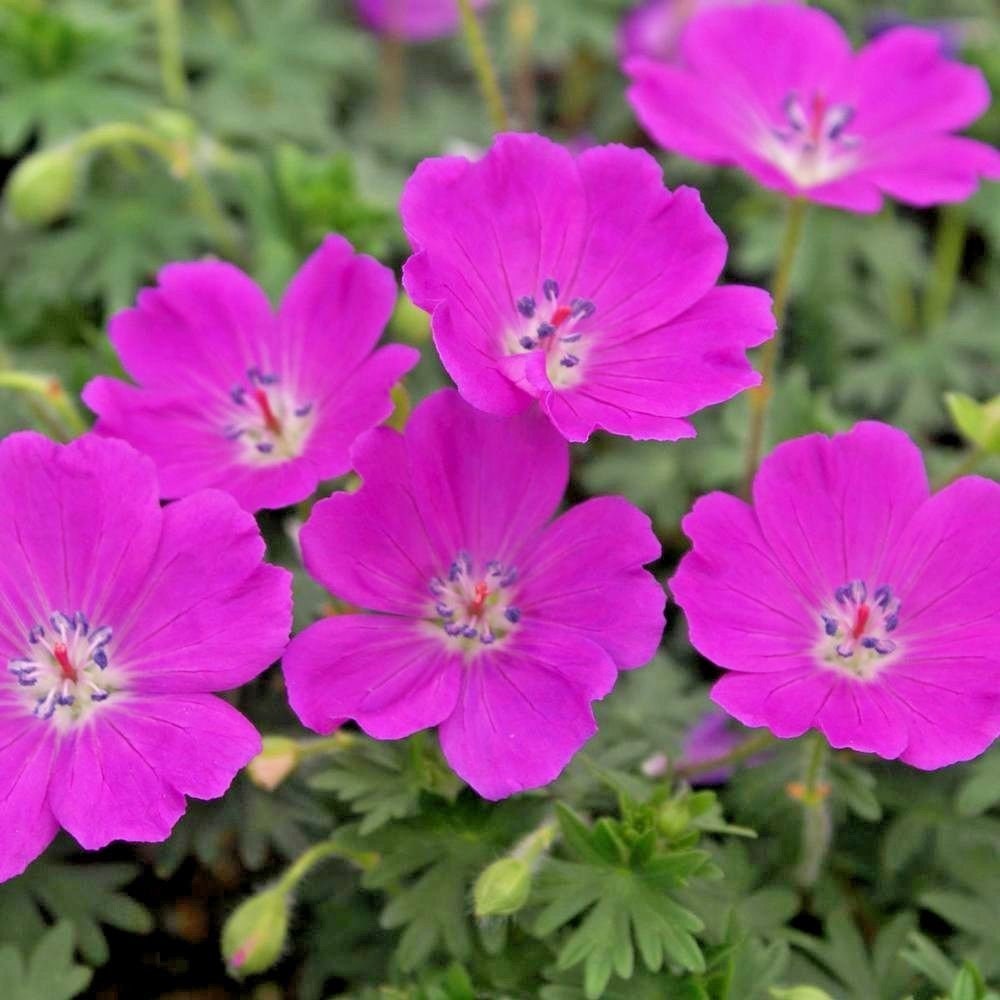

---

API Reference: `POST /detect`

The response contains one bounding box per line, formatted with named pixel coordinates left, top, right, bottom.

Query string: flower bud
left=221, top=885, right=290, bottom=978
left=656, top=798, right=691, bottom=839
left=247, top=736, right=301, bottom=791
left=5, top=146, right=78, bottom=225
left=473, top=857, right=532, bottom=917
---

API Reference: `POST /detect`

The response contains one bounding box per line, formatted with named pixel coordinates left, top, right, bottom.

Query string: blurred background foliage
left=0, top=0, right=998, bottom=997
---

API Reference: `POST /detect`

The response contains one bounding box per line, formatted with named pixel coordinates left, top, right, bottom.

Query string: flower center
left=8, top=611, right=116, bottom=721
left=506, top=277, right=596, bottom=389
left=224, top=367, right=315, bottom=465
left=816, top=580, right=900, bottom=680
left=428, top=553, right=521, bottom=651
left=764, top=90, right=860, bottom=187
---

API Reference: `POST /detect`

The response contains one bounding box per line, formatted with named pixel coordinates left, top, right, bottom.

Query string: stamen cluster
left=508, top=278, right=596, bottom=388
left=429, top=553, right=521, bottom=649
left=225, top=367, right=315, bottom=464
left=8, top=611, right=114, bottom=721
left=818, top=579, right=900, bottom=679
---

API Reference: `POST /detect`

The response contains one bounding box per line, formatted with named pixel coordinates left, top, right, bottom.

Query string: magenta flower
left=354, top=0, right=491, bottom=41
left=670, top=422, right=1000, bottom=769
left=401, top=132, right=774, bottom=442
left=626, top=2, right=1000, bottom=211
left=282, top=389, right=665, bottom=799
left=83, top=236, right=419, bottom=512
left=0, top=433, right=291, bottom=883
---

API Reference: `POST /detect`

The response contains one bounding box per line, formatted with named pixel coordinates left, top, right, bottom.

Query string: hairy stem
left=155, top=0, right=190, bottom=106
left=742, top=196, right=809, bottom=495
left=675, top=729, right=778, bottom=780
left=457, top=0, right=509, bottom=131
left=795, top=732, right=831, bottom=889
left=923, top=203, right=968, bottom=331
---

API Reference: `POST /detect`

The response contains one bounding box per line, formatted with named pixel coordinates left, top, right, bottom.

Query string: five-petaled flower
left=626, top=1, right=1000, bottom=211
left=83, top=235, right=419, bottom=512
left=354, top=0, right=491, bottom=41
left=0, top=433, right=292, bottom=883
left=281, top=389, right=666, bottom=799
left=670, top=422, right=1000, bottom=768
left=400, top=132, right=775, bottom=443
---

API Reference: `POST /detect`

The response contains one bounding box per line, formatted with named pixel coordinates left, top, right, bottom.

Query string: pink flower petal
left=282, top=614, right=463, bottom=740
left=108, top=260, right=275, bottom=392
left=0, top=702, right=59, bottom=882
left=114, top=490, right=292, bottom=693
left=50, top=714, right=187, bottom=849
left=0, top=433, right=161, bottom=627
left=94, top=693, right=261, bottom=801
left=752, top=422, right=929, bottom=605
left=520, top=496, right=664, bottom=668
left=851, top=27, right=991, bottom=137
left=711, top=666, right=835, bottom=738
left=671, top=492, right=815, bottom=673
left=438, top=645, right=599, bottom=799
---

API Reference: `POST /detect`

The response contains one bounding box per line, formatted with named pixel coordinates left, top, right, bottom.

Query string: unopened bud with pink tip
left=222, top=885, right=290, bottom=978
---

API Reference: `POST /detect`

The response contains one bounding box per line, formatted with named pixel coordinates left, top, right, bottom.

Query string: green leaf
left=0, top=923, right=92, bottom=1000
left=0, top=859, right=152, bottom=966
left=309, top=735, right=460, bottom=835
left=945, top=393, right=1000, bottom=453
left=356, top=797, right=540, bottom=971
left=534, top=809, right=711, bottom=1000
left=829, top=756, right=882, bottom=822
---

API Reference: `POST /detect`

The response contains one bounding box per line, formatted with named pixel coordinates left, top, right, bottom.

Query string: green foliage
left=0, top=858, right=152, bottom=967
left=0, top=923, right=92, bottom=1000
left=308, top=734, right=463, bottom=835
left=533, top=799, right=719, bottom=997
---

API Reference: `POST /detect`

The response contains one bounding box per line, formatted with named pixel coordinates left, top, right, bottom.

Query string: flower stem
left=457, top=0, right=509, bottom=132
left=508, top=0, right=537, bottom=128
left=922, top=203, right=968, bottom=332
left=73, top=122, right=180, bottom=166
left=675, top=729, right=777, bottom=780
left=794, top=732, right=831, bottom=889
left=742, top=196, right=809, bottom=495
left=278, top=837, right=378, bottom=895
left=377, top=32, right=406, bottom=124
left=297, top=731, right=359, bottom=758
left=154, top=0, right=190, bottom=106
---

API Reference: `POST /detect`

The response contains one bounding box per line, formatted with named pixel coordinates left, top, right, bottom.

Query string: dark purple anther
left=516, top=296, right=536, bottom=317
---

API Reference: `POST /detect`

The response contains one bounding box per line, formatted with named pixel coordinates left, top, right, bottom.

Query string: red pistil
left=252, top=388, right=282, bottom=436
left=550, top=304, right=573, bottom=328
left=851, top=604, right=870, bottom=640
left=809, top=93, right=828, bottom=143
left=53, top=642, right=77, bottom=682
left=468, top=581, right=490, bottom=617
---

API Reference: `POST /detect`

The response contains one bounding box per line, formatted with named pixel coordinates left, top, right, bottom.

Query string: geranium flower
left=354, top=0, right=491, bottom=41
left=401, top=132, right=774, bottom=442
left=670, top=422, right=1000, bottom=768
left=0, top=433, right=291, bottom=882
left=83, top=235, right=419, bottom=512
left=626, top=2, right=1000, bottom=211
left=282, top=389, right=665, bottom=799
